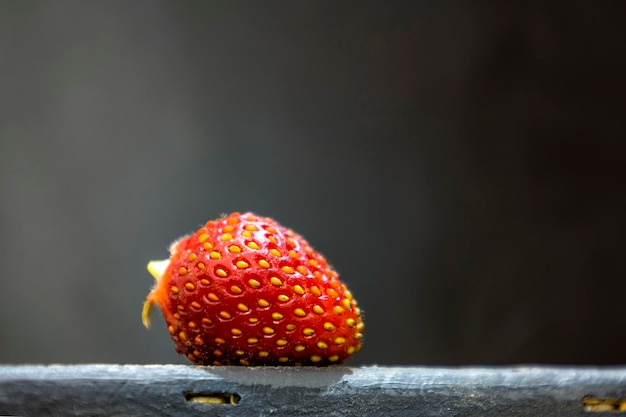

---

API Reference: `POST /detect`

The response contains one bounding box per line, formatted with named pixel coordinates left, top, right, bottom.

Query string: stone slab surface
left=1, top=365, right=625, bottom=416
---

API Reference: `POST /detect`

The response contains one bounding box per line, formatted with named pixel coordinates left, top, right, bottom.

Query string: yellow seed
left=259, top=351, right=269, bottom=357
left=313, top=305, right=324, bottom=314
left=248, top=278, right=261, bottom=288
left=270, top=277, right=282, bottom=286
left=203, top=242, right=213, bottom=250
left=242, top=230, right=252, bottom=238
left=236, top=260, right=249, bottom=269
left=190, top=301, right=202, bottom=310
left=288, top=250, right=299, bottom=259
left=219, top=311, right=231, bottom=319
left=296, top=265, right=307, bottom=275
left=268, top=235, right=277, bottom=244
left=327, top=289, right=339, bottom=299
left=285, top=324, right=296, bottom=331
left=262, top=327, right=275, bottom=335
left=271, top=312, right=284, bottom=320
left=265, top=226, right=277, bottom=234
left=323, top=322, right=335, bottom=331
left=194, top=336, right=204, bottom=345
left=281, top=266, right=294, bottom=274
left=226, top=217, right=239, bottom=225
left=294, top=308, right=306, bottom=317
left=302, top=328, right=315, bottom=336
left=245, top=224, right=258, bottom=231
left=317, top=341, right=328, bottom=349
left=198, top=233, right=209, bottom=243
left=221, top=233, right=233, bottom=241
left=342, top=299, right=352, bottom=310
left=188, top=253, right=197, bottom=261
left=173, top=313, right=181, bottom=320
left=355, top=307, right=362, bottom=316
left=346, top=318, right=356, bottom=327
left=177, top=304, right=185, bottom=311
left=278, top=356, right=289, bottom=363
left=171, top=286, right=179, bottom=294
left=200, top=278, right=210, bottom=286
left=247, top=337, right=259, bottom=344
left=329, top=355, right=339, bottom=362
left=313, top=271, right=323, bottom=280
left=258, top=259, right=270, bottom=269
left=207, top=293, right=220, bottom=302
left=237, top=303, right=249, bottom=312
left=198, top=263, right=206, bottom=271
left=293, top=285, right=305, bottom=295
left=185, top=282, right=195, bottom=291
left=248, top=317, right=259, bottom=323
left=239, top=359, right=250, bottom=366
left=247, top=241, right=260, bottom=250
left=215, top=337, right=225, bottom=344
left=286, top=238, right=296, bottom=248
left=334, top=337, right=346, bottom=345
left=310, top=286, right=321, bottom=297
left=294, top=345, right=306, bottom=352
left=187, top=353, right=196, bottom=361
left=333, top=306, right=344, bottom=314
left=346, top=346, right=356, bottom=355
left=223, top=225, right=235, bottom=232
left=258, top=299, right=269, bottom=307
left=201, top=318, right=213, bottom=327
left=179, top=267, right=188, bottom=275
left=213, top=349, right=223, bottom=356
left=275, top=338, right=288, bottom=346
left=269, top=248, right=282, bottom=257
left=231, top=328, right=242, bottom=336
left=215, top=268, right=227, bottom=278
left=308, top=259, right=318, bottom=267
left=167, top=325, right=176, bottom=334
left=355, top=333, right=363, bottom=339
left=344, top=289, right=353, bottom=300
left=310, top=355, right=322, bottom=363
left=235, top=349, right=245, bottom=355
left=277, top=295, right=290, bottom=302
left=210, top=251, right=221, bottom=260
left=231, top=285, right=243, bottom=294
left=229, top=245, right=241, bottom=253
left=357, top=322, right=365, bottom=332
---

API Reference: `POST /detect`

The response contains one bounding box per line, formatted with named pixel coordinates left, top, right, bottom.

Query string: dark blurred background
left=1, top=1, right=625, bottom=366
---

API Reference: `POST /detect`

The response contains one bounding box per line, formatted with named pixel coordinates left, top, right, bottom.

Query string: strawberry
left=143, top=212, right=364, bottom=366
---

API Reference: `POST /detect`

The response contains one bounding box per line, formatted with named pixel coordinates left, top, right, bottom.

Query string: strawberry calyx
left=142, top=259, right=170, bottom=328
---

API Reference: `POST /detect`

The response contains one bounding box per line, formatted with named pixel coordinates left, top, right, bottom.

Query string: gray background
left=1, top=1, right=624, bottom=366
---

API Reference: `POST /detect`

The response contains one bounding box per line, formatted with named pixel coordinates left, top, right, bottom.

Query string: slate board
left=1, top=365, right=625, bottom=416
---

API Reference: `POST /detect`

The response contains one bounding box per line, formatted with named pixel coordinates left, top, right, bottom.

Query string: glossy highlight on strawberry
left=143, top=212, right=364, bottom=366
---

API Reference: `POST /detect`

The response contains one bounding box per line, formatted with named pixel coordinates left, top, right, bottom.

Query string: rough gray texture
left=0, top=365, right=625, bottom=416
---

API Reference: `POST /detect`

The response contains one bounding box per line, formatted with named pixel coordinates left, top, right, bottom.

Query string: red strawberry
left=143, top=212, right=364, bottom=366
